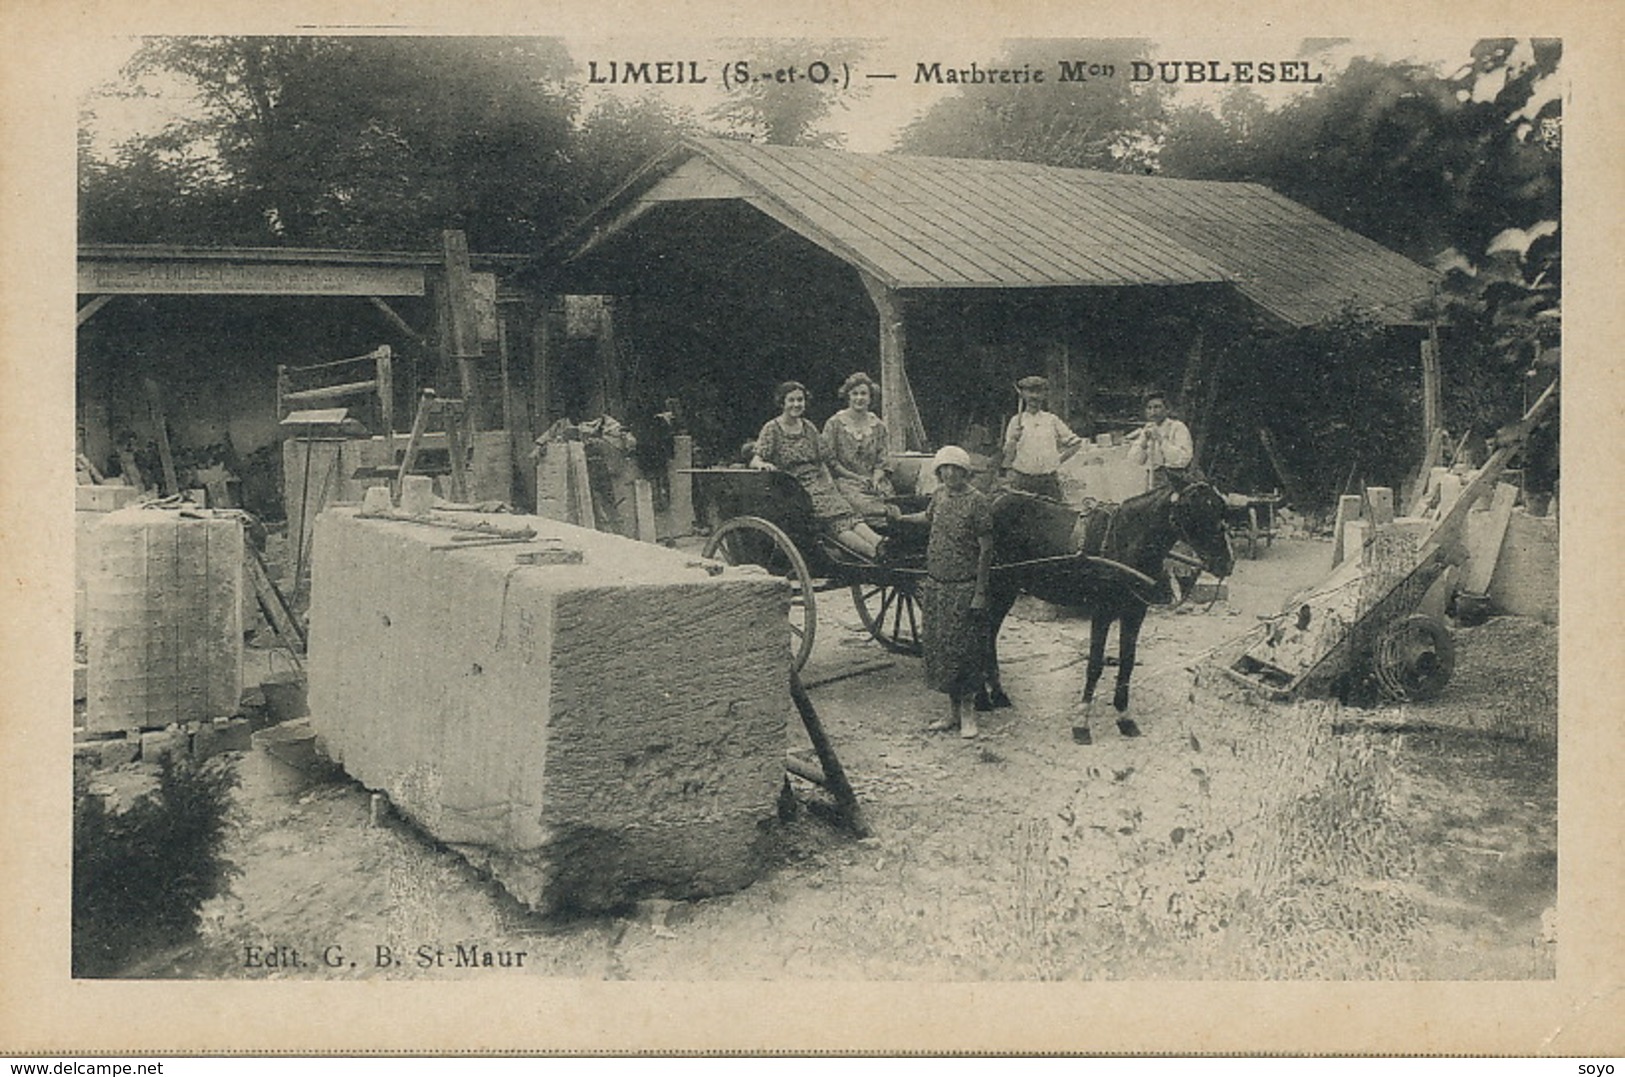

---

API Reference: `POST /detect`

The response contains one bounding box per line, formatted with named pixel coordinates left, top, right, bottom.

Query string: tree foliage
left=86, top=36, right=581, bottom=251
left=574, top=94, right=698, bottom=205
left=706, top=39, right=870, bottom=148
left=897, top=40, right=1165, bottom=170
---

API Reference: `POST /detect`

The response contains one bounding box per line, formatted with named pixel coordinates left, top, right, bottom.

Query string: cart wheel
left=1373, top=613, right=1456, bottom=702
left=850, top=580, right=923, bottom=656
left=703, top=516, right=817, bottom=673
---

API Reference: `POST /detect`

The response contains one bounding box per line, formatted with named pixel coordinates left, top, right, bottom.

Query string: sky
left=76, top=34, right=1544, bottom=160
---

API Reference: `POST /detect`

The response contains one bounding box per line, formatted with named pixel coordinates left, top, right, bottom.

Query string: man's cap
left=1015, top=376, right=1049, bottom=391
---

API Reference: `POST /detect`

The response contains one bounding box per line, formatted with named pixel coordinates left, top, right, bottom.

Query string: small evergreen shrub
left=72, top=753, right=238, bottom=977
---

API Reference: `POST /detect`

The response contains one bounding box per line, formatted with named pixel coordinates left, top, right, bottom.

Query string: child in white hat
left=890, top=445, right=994, bottom=737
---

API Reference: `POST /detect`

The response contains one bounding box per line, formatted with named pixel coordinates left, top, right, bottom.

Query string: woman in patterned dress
left=889, top=445, right=994, bottom=737
left=750, top=381, right=887, bottom=560
left=822, top=371, right=895, bottom=525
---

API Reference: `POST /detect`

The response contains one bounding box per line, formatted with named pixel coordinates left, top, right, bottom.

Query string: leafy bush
left=1204, top=313, right=1420, bottom=508
left=72, top=753, right=238, bottom=977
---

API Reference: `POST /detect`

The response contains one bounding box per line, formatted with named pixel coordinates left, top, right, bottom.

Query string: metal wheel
left=850, top=579, right=923, bottom=656
left=1373, top=613, right=1456, bottom=702
left=703, top=516, right=817, bottom=673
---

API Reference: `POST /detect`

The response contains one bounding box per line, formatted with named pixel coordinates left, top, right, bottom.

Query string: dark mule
left=978, top=470, right=1235, bottom=744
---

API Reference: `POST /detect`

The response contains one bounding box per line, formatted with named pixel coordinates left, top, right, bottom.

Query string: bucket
left=261, top=671, right=308, bottom=722
left=1454, top=590, right=1493, bottom=627
left=248, top=718, right=329, bottom=796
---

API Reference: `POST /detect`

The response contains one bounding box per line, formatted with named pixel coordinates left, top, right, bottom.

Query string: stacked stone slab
left=85, top=506, right=244, bottom=733
left=307, top=508, right=790, bottom=912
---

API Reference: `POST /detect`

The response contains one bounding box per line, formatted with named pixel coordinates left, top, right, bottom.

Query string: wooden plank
left=76, top=294, right=114, bottom=327
left=143, top=377, right=179, bottom=496
left=1460, top=482, right=1520, bottom=595
left=366, top=296, right=428, bottom=346
left=566, top=441, right=596, bottom=529
left=244, top=543, right=306, bottom=655
left=1405, top=426, right=1447, bottom=515
left=1421, top=380, right=1557, bottom=561
left=78, top=257, right=426, bottom=296
left=280, top=379, right=379, bottom=403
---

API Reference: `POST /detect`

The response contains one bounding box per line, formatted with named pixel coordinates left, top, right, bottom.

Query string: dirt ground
left=118, top=535, right=1557, bottom=981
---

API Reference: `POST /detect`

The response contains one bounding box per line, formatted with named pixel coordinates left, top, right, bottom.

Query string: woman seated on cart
left=822, top=371, right=895, bottom=525
left=750, top=380, right=888, bottom=561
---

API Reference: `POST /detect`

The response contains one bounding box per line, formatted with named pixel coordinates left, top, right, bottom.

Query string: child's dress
left=920, top=484, right=994, bottom=694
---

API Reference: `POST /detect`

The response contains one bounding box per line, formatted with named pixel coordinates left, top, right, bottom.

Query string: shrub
left=72, top=753, right=238, bottom=977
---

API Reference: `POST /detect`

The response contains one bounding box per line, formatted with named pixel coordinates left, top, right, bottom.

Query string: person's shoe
left=872, top=537, right=891, bottom=564
left=926, top=717, right=955, bottom=733
left=1071, top=724, right=1093, bottom=745
left=989, top=687, right=1013, bottom=709
left=973, top=688, right=993, bottom=712
left=1117, top=718, right=1141, bottom=738
left=959, top=717, right=979, bottom=738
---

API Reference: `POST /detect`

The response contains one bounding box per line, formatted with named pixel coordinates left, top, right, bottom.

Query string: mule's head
left=1165, top=472, right=1235, bottom=579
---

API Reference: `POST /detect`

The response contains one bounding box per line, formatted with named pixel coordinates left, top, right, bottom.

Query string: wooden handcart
left=1220, top=380, right=1557, bottom=703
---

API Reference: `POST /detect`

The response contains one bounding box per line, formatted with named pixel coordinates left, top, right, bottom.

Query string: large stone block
left=84, top=508, right=244, bottom=733
left=1489, top=511, right=1558, bottom=624
left=308, top=508, right=790, bottom=911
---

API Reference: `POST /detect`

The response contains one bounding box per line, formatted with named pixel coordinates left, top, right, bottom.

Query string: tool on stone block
left=357, top=506, right=537, bottom=541
left=429, top=536, right=534, bottom=551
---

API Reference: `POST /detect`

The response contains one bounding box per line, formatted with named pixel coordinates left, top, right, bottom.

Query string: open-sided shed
left=542, top=137, right=1440, bottom=468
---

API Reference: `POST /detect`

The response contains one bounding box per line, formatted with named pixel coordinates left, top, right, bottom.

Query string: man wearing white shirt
left=1000, top=375, right=1083, bottom=502
left=1128, top=389, right=1193, bottom=488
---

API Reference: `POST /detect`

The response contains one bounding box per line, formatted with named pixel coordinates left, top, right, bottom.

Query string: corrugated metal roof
left=566, top=137, right=1438, bottom=327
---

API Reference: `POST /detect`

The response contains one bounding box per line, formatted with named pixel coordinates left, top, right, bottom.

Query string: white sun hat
left=931, top=445, right=973, bottom=476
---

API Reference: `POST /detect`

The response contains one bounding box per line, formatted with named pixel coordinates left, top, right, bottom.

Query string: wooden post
left=1178, top=325, right=1207, bottom=455
left=533, top=299, right=557, bottom=428
left=593, top=296, right=625, bottom=419
left=1044, top=335, right=1071, bottom=428
left=859, top=271, right=925, bottom=452
left=1421, top=329, right=1442, bottom=459
left=440, top=229, right=482, bottom=422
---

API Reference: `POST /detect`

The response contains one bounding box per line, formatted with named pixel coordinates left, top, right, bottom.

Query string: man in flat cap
left=1000, top=375, right=1083, bottom=501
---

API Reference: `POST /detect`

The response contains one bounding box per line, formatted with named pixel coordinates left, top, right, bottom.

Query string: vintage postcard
left=2, top=0, right=1621, bottom=1057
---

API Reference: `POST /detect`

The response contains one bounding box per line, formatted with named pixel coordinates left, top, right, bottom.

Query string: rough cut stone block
left=85, top=508, right=244, bottom=733
left=308, top=508, right=790, bottom=912
left=1489, top=512, right=1558, bottom=624
left=139, top=727, right=188, bottom=763
left=194, top=717, right=253, bottom=760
